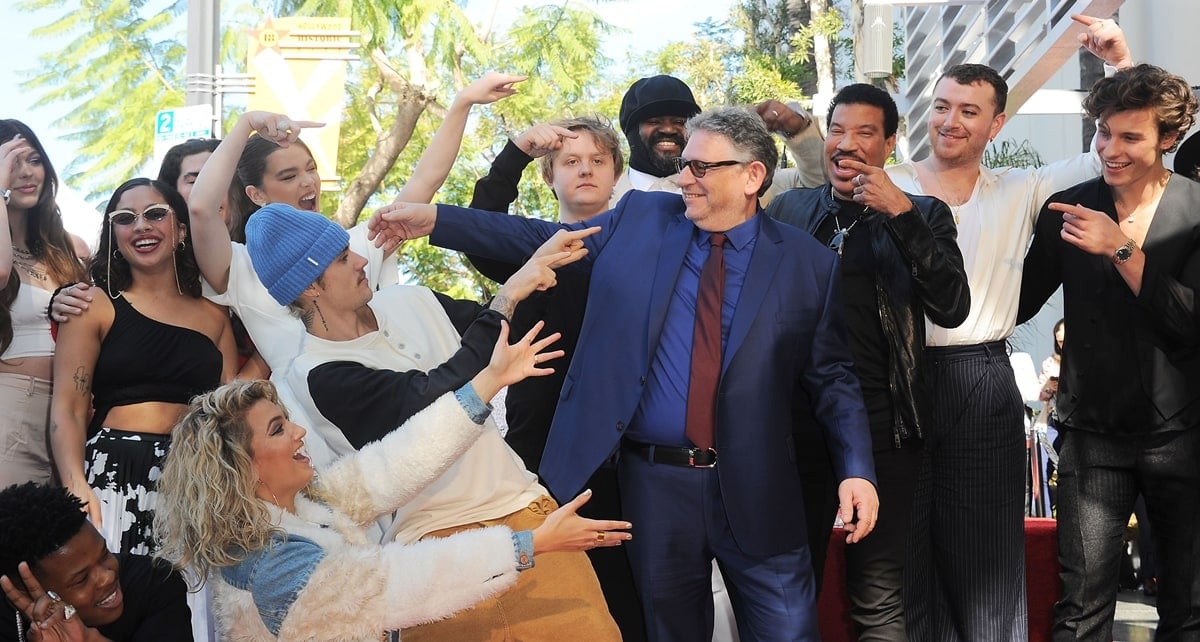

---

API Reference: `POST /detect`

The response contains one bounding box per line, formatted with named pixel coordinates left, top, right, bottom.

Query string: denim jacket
left=221, top=533, right=326, bottom=636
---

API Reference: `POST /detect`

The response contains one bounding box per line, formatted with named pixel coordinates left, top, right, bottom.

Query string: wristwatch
left=1112, top=238, right=1136, bottom=264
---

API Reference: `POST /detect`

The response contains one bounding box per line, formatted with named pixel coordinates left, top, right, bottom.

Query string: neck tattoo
left=11, top=246, right=48, bottom=282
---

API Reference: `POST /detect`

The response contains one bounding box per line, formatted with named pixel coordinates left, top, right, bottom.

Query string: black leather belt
left=624, top=441, right=717, bottom=468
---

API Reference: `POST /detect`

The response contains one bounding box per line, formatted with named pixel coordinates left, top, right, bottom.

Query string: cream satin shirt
left=887, top=152, right=1100, bottom=347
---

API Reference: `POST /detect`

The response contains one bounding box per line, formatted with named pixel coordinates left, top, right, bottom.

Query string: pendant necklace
left=929, top=171, right=972, bottom=225
left=829, top=210, right=862, bottom=257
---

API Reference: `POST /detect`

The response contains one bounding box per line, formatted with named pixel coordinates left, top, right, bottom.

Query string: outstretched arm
left=393, top=72, right=527, bottom=204
left=314, top=322, right=564, bottom=521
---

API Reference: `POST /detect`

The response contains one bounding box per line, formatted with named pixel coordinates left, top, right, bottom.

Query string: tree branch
left=332, top=48, right=435, bottom=228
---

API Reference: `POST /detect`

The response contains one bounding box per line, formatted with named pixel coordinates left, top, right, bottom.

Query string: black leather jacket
left=766, top=184, right=970, bottom=447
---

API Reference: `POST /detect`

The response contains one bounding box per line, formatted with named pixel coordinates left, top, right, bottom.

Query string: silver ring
left=62, top=604, right=76, bottom=620
left=854, top=174, right=862, bottom=186
left=46, top=591, right=62, bottom=603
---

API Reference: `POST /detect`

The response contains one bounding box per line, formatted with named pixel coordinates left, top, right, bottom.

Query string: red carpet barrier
left=817, top=518, right=1060, bottom=641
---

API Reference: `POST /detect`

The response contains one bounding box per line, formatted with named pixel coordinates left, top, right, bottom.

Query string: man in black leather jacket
left=765, top=84, right=969, bottom=641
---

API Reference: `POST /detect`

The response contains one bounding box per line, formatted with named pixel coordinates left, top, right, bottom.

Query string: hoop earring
left=171, top=231, right=183, bottom=296
left=258, top=479, right=282, bottom=508
left=105, top=226, right=121, bottom=300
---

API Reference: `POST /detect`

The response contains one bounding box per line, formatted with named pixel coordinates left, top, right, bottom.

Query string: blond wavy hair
left=154, top=380, right=289, bottom=587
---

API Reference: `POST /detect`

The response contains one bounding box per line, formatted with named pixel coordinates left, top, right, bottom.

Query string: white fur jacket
left=214, top=390, right=523, bottom=641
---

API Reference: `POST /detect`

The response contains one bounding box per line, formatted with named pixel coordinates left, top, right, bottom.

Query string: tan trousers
left=401, top=496, right=622, bottom=642
left=0, top=373, right=53, bottom=487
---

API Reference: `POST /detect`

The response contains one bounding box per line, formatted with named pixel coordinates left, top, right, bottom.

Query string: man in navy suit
left=369, top=107, right=878, bottom=641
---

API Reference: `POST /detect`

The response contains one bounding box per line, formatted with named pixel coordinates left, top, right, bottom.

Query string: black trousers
left=906, top=342, right=1027, bottom=641
left=1052, top=428, right=1200, bottom=641
left=845, top=445, right=922, bottom=641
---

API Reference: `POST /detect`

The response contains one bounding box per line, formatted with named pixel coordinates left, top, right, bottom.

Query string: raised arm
left=0, top=136, right=34, bottom=288
left=466, top=124, right=579, bottom=282
left=188, top=112, right=321, bottom=293
left=393, top=72, right=527, bottom=204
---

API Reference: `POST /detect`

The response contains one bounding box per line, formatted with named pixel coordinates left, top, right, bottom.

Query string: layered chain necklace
left=11, top=245, right=48, bottom=283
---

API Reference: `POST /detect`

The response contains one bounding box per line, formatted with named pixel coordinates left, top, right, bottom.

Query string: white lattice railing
left=900, top=0, right=1125, bottom=159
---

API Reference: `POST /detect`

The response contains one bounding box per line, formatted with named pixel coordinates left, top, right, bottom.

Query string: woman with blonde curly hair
left=154, top=326, right=631, bottom=641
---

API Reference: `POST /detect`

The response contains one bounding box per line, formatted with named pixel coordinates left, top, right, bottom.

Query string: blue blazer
left=433, top=190, right=875, bottom=557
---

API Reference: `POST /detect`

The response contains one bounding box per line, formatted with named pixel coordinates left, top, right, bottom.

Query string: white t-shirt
left=886, top=152, right=1100, bottom=346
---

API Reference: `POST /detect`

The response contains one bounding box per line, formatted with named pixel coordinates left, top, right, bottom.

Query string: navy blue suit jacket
left=432, top=190, right=875, bottom=557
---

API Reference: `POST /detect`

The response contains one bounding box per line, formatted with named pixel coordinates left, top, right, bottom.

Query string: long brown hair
left=0, top=120, right=86, bottom=356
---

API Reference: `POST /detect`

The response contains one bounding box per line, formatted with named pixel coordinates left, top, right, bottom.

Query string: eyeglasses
left=672, top=158, right=746, bottom=178
left=109, top=204, right=173, bottom=226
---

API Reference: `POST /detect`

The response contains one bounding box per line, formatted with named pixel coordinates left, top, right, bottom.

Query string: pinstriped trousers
left=906, top=341, right=1028, bottom=641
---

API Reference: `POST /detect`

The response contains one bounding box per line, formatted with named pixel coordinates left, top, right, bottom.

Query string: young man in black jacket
left=765, top=83, right=970, bottom=641
left=1018, top=63, right=1200, bottom=641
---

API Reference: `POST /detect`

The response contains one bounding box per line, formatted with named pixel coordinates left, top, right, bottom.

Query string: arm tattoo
left=73, top=367, right=91, bottom=394
left=488, top=294, right=515, bottom=320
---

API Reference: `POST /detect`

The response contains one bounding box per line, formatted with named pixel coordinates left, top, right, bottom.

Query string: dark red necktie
left=685, top=232, right=726, bottom=451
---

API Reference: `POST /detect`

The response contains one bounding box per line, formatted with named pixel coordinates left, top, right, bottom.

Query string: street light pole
left=185, top=0, right=220, bottom=122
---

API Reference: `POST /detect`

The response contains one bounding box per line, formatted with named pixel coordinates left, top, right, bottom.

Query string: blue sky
left=1, top=1, right=738, bottom=196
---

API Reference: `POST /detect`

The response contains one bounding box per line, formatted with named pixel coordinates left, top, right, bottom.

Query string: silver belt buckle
left=687, top=447, right=717, bottom=468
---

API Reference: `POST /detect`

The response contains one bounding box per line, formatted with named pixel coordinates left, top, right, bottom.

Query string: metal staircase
left=900, top=0, right=1125, bottom=160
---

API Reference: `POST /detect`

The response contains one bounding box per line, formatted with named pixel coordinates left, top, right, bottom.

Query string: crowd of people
left=2, top=11, right=1198, bottom=642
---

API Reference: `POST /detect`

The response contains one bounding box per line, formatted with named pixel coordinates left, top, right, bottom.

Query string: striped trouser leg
left=908, top=342, right=1028, bottom=641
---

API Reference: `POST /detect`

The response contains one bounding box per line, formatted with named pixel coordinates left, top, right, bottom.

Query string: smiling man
left=882, top=15, right=1134, bottom=640
left=241, top=204, right=621, bottom=641
left=766, top=84, right=969, bottom=640
left=1018, top=63, right=1200, bottom=641
left=614, top=75, right=826, bottom=206
left=368, top=106, right=880, bottom=641
left=0, top=483, right=192, bottom=641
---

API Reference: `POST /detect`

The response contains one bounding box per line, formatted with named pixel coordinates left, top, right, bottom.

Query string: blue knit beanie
left=245, top=203, right=350, bottom=306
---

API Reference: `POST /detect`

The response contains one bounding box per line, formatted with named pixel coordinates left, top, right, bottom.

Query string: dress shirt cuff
left=454, top=383, right=494, bottom=424
left=511, top=530, right=535, bottom=571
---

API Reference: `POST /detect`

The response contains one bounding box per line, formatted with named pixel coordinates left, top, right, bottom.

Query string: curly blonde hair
left=154, top=380, right=288, bottom=586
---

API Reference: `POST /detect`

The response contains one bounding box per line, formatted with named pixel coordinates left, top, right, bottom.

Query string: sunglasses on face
left=109, top=204, right=172, bottom=226
left=672, top=158, right=746, bottom=178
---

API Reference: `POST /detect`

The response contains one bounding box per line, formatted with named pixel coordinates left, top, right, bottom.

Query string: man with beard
left=882, top=15, right=1133, bottom=641
left=766, top=84, right=969, bottom=640
left=615, top=74, right=825, bottom=204
left=368, top=106, right=879, bottom=641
